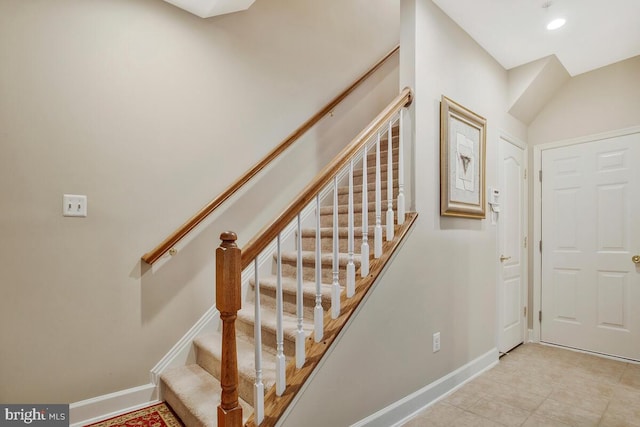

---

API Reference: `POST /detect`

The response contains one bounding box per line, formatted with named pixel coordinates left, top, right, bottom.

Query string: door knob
left=500, top=255, right=511, bottom=262
left=633, top=255, right=640, bottom=264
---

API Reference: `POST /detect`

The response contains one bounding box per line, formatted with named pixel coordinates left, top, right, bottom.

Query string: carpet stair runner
left=160, top=127, right=400, bottom=426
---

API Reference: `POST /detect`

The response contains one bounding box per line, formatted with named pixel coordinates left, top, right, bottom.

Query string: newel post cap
left=220, top=231, right=238, bottom=246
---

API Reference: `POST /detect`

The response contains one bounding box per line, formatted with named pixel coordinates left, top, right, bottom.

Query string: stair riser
left=301, top=234, right=374, bottom=253
left=353, top=160, right=395, bottom=175
left=195, top=345, right=261, bottom=407
left=346, top=177, right=399, bottom=193
left=367, top=145, right=398, bottom=158
left=320, top=211, right=396, bottom=228
left=281, top=258, right=362, bottom=283
left=161, top=381, right=207, bottom=427
left=319, top=199, right=398, bottom=216
left=249, top=286, right=332, bottom=319
left=338, top=177, right=397, bottom=194
left=236, top=317, right=298, bottom=359
left=367, top=137, right=397, bottom=147
left=337, top=188, right=398, bottom=205
left=365, top=156, right=398, bottom=171
left=366, top=147, right=398, bottom=162
left=367, top=146, right=398, bottom=156
left=353, top=170, right=397, bottom=186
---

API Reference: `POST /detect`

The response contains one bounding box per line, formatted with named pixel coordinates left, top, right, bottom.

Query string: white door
left=498, top=136, right=527, bottom=354
left=541, top=132, right=640, bottom=360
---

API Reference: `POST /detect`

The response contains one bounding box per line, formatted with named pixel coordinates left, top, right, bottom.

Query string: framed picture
left=440, top=96, right=487, bottom=219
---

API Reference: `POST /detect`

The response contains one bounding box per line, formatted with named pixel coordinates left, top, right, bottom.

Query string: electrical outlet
left=63, top=194, right=87, bottom=217
left=433, top=332, right=441, bottom=353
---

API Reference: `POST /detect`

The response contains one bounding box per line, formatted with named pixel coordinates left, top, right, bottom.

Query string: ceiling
left=432, top=0, right=640, bottom=76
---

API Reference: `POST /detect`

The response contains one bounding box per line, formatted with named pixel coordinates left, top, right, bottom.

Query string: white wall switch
left=63, top=194, right=87, bottom=217
left=433, top=332, right=441, bottom=353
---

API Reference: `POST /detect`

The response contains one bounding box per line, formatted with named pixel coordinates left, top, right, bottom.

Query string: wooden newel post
left=216, top=231, right=243, bottom=427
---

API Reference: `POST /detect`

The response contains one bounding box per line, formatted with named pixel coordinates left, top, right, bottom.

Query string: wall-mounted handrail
left=141, top=45, right=400, bottom=265
left=239, top=87, right=412, bottom=270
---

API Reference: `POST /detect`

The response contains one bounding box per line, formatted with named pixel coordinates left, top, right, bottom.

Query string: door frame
left=531, top=125, right=640, bottom=344
left=496, top=130, right=528, bottom=353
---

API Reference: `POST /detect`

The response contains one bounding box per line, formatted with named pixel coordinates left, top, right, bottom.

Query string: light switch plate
left=63, top=194, right=87, bottom=217
left=433, top=332, right=441, bottom=353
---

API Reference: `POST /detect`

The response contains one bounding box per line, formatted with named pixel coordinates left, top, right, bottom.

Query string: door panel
left=498, top=138, right=526, bottom=353
left=541, top=133, right=640, bottom=360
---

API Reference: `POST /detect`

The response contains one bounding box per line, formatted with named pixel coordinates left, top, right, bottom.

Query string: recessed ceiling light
left=547, top=18, right=566, bottom=30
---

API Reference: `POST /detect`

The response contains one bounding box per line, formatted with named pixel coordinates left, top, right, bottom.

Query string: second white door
left=541, top=132, right=640, bottom=360
left=498, top=136, right=527, bottom=354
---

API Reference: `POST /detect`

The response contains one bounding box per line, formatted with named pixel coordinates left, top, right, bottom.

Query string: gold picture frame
left=440, top=96, right=487, bottom=219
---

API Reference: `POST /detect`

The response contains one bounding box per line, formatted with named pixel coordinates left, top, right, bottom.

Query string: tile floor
left=401, top=343, right=640, bottom=426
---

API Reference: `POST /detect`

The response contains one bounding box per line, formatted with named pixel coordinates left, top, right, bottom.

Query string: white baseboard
left=69, top=383, right=158, bottom=426
left=351, top=347, right=499, bottom=427
left=528, top=328, right=537, bottom=342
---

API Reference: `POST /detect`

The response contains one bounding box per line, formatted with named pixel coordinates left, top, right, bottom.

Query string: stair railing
left=217, top=87, right=412, bottom=426
left=141, top=45, right=400, bottom=266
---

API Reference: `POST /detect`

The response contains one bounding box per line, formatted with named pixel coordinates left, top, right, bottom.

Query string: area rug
left=85, top=402, right=183, bottom=427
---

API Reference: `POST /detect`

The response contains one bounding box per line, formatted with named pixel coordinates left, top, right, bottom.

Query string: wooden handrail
left=141, top=45, right=400, bottom=265
left=240, top=87, right=413, bottom=270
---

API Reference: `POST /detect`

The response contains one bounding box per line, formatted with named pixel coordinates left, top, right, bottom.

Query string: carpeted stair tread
left=161, top=364, right=252, bottom=427
left=319, top=211, right=396, bottom=228
left=279, top=250, right=362, bottom=267
left=193, top=332, right=277, bottom=407
left=353, top=161, right=397, bottom=176
left=318, top=200, right=398, bottom=215
left=366, top=146, right=399, bottom=161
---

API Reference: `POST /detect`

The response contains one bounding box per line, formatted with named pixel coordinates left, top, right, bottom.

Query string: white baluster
left=295, top=214, right=305, bottom=369
left=275, top=234, right=285, bottom=396
left=386, top=123, right=395, bottom=241
left=331, top=176, right=341, bottom=319
left=397, top=111, right=406, bottom=225
left=253, top=259, right=264, bottom=425
left=346, top=160, right=355, bottom=298
left=374, top=132, right=383, bottom=258
left=314, top=195, right=323, bottom=342
left=360, top=144, right=370, bottom=276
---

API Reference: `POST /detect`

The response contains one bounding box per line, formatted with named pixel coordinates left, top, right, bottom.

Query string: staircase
left=158, top=97, right=415, bottom=426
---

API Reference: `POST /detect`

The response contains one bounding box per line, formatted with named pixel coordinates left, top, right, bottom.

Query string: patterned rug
left=85, top=402, right=183, bottom=427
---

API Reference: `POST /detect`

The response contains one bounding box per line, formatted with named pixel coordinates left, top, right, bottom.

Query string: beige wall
left=0, top=0, right=400, bottom=403
left=280, top=1, right=527, bottom=425
left=528, top=56, right=640, bottom=145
